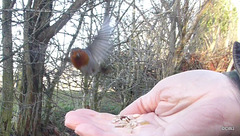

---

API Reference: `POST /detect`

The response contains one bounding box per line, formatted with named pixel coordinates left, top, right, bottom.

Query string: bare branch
left=37, top=0, right=87, bottom=43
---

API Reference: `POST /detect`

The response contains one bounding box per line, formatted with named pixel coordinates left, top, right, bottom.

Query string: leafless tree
left=0, top=0, right=15, bottom=135
left=0, top=0, right=237, bottom=135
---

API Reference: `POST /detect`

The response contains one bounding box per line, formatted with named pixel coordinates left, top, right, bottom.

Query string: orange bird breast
left=70, top=48, right=90, bottom=69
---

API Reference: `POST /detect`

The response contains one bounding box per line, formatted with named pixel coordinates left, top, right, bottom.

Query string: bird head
left=71, top=48, right=81, bottom=58
left=70, top=48, right=89, bottom=69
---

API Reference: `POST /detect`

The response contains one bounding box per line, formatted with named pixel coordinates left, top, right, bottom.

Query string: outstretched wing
left=87, top=18, right=113, bottom=65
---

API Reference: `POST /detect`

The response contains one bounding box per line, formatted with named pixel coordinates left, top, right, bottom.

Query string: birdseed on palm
left=112, top=114, right=150, bottom=131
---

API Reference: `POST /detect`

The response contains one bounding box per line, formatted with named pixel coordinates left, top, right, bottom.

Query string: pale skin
left=65, top=70, right=240, bottom=136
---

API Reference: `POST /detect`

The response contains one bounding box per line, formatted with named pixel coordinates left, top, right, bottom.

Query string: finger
left=120, top=93, right=158, bottom=115
left=75, top=123, right=117, bottom=136
left=120, top=76, right=173, bottom=115
left=66, top=109, right=98, bottom=119
left=120, top=70, right=234, bottom=115
left=120, top=71, right=194, bottom=115
left=65, top=112, right=91, bottom=130
left=65, top=109, right=98, bottom=129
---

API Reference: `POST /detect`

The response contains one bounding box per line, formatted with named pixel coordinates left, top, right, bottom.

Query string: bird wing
left=87, top=18, right=113, bottom=65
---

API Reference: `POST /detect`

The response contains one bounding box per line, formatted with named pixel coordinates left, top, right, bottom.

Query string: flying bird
left=70, top=18, right=113, bottom=75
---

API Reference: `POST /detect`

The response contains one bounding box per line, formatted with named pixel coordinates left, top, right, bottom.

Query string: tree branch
left=176, top=0, right=210, bottom=55
left=37, top=0, right=87, bottom=43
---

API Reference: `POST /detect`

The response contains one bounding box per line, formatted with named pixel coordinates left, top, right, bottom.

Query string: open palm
left=65, top=70, right=240, bottom=136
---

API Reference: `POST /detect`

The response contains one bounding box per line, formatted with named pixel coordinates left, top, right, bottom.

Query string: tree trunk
left=16, top=0, right=87, bottom=135
left=82, top=75, right=90, bottom=108
left=174, top=0, right=210, bottom=71
left=91, top=75, right=100, bottom=110
left=0, top=0, right=15, bottom=135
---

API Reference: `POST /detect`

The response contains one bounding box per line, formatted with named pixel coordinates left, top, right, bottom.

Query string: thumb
left=120, top=86, right=161, bottom=115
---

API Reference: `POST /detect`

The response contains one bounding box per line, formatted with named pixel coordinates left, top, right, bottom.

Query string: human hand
left=65, top=70, right=240, bottom=136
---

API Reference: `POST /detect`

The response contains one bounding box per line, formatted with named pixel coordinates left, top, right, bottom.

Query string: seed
left=132, top=114, right=140, bottom=118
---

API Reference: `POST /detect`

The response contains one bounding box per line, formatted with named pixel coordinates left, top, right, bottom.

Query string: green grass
left=99, top=91, right=122, bottom=114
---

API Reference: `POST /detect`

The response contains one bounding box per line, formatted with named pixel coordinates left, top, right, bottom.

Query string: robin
left=70, top=18, right=113, bottom=75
